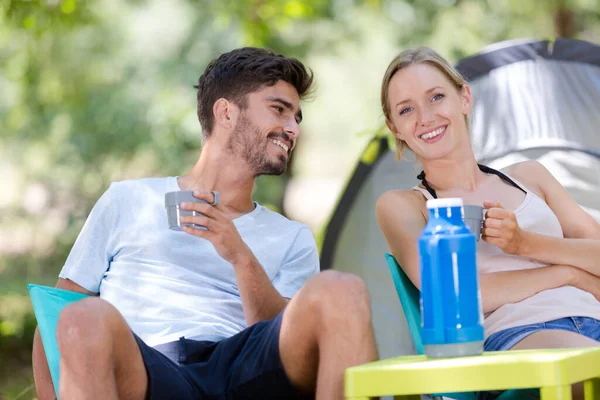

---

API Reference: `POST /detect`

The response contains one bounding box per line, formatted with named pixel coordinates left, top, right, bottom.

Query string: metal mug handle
left=208, top=191, right=220, bottom=206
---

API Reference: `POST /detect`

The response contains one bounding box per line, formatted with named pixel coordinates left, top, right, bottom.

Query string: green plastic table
left=345, top=348, right=600, bottom=400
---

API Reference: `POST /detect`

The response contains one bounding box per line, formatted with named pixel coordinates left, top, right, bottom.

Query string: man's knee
left=302, top=271, right=371, bottom=321
left=56, top=297, right=120, bottom=356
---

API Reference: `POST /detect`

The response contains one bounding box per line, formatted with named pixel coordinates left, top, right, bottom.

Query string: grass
left=1, top=371, right=36, bottom=400
left=0, top=310, right=37, bottom=400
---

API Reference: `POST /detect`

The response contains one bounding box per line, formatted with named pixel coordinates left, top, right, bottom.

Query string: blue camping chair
left=28, top=284, right=90, bottom=399
left=384, top=253, right=536, bottom=400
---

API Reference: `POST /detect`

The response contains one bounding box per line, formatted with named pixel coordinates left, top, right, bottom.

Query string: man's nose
left=285, top=119, right=301, bottom=139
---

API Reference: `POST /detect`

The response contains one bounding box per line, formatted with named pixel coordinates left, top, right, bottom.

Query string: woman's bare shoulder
left=376, top=188, right=427, bottom=222
left=501, top=160, right=548, bottom=196
left=502, top=160, right=547, bottom=176
left=378, top=188, right=424, bottom=207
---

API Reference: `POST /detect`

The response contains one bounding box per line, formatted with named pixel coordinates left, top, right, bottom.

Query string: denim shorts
left=134, top=311, right=311, bottom=400
left=477, top=317, right=600, bottom=400
left=484, top=316, right=600, bottom=352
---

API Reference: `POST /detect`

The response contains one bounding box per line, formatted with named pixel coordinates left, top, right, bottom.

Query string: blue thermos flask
left=419, top=198, right=484, bottom=358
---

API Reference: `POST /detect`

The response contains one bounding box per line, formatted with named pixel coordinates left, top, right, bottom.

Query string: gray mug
left=463, top=205, right=486, bottom=241
left=164, top=190, right=220, bottom=231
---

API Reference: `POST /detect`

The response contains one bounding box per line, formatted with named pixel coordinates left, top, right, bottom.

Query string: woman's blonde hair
left=381, top=47, right=468, bottom=159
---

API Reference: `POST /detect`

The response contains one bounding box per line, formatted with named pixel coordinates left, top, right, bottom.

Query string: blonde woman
left=376, top=47, right=600, bottom=361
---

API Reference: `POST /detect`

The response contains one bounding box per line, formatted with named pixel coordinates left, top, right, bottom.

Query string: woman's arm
left=481, top=264, right=600, bottom=313
left=376, top=190, right=426, bottom=289
left=486, top=161, right=600, bottom=276
left=375, top=190, right=575, bottom=313
left=480, top=265, right=571, bottom=313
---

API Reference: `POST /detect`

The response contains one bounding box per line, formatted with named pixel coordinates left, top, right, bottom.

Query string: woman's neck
left=421, top=155, right=487, bottom=194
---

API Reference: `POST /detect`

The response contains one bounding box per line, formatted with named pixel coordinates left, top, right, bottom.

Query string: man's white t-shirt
left=59, top=177, right=320, bottom=347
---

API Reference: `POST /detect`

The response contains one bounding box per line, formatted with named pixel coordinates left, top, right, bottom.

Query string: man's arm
left=231, top=254, right=290, bottom=325
left=180, top=192, right=319, bottom=326
left=32, top=279, right=97, bottom=400
left=234, top=225, right=319, bottom=326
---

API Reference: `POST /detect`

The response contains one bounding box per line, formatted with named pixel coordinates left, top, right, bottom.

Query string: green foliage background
left=1, top=0, right=599, bottom=398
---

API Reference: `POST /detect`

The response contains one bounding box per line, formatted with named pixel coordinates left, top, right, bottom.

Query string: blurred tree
left=0, top=1, right=358, bottom=393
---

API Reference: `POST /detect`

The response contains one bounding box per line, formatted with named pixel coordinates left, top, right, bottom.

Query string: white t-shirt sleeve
left=58, top=183, right=119, bottom=293
left=272, top=226, right=320, bottom=299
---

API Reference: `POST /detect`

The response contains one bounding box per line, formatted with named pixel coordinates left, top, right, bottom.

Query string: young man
left=32, top=47, right=378, bottom=400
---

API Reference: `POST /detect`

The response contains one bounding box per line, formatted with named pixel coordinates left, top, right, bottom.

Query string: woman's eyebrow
left=396, top=86, right=444, bottom=107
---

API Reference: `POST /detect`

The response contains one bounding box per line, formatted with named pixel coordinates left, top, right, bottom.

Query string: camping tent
left=319, top=38, right=600, bottom=359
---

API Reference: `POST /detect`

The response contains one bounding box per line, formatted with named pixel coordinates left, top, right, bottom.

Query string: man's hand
left=482, top=201, right=527, bottom=255
left=180, top=191, right=288, bottom=325
left=179, top=191, right=252, bottom=265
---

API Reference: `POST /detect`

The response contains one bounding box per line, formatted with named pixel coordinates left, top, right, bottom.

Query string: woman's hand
left=564, top=265, right=600, bottom=302
left=481, top=201, right=527, bottom=255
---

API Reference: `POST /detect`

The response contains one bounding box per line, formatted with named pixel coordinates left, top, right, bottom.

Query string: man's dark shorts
left=133, top=311, right=312, bottom=400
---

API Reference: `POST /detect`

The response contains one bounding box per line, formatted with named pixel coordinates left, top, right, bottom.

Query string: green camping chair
left=384, top=253, right=537, bottom=400
left=28, top=284, right=91, bottom=399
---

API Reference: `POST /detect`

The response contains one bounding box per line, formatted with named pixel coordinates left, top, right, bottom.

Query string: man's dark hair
left=195, top=47, right=314, bottom=138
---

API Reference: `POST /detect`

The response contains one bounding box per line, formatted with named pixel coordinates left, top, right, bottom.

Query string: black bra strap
left=417, top=164, right=527, bottom=199
left=416, top=170, right=439, bottom=199
left=477, top=164, right=527, bottom=195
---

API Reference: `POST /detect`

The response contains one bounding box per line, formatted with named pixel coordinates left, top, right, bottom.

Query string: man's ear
left=213, top=98, right=238, bottom=130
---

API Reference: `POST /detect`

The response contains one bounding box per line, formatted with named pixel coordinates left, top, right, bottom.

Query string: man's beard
left=227, top=114, right=290, bottom=177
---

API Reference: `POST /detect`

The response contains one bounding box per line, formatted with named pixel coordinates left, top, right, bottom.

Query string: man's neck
left=178, top=142, right=256, bottom=217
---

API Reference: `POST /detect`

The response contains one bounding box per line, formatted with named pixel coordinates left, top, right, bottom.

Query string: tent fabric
left=319, top=38, right=600, bottom=359
left=469, top=59, right=600, bottom=160
left=319, top=136, right=390, bottom=270
left=455, top=38, right=600, bottom=82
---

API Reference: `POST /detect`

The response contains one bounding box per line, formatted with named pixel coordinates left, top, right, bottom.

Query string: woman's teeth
left=271, top=139, right=289, bottom=152
left=420, top=127, right=445, bottom=140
